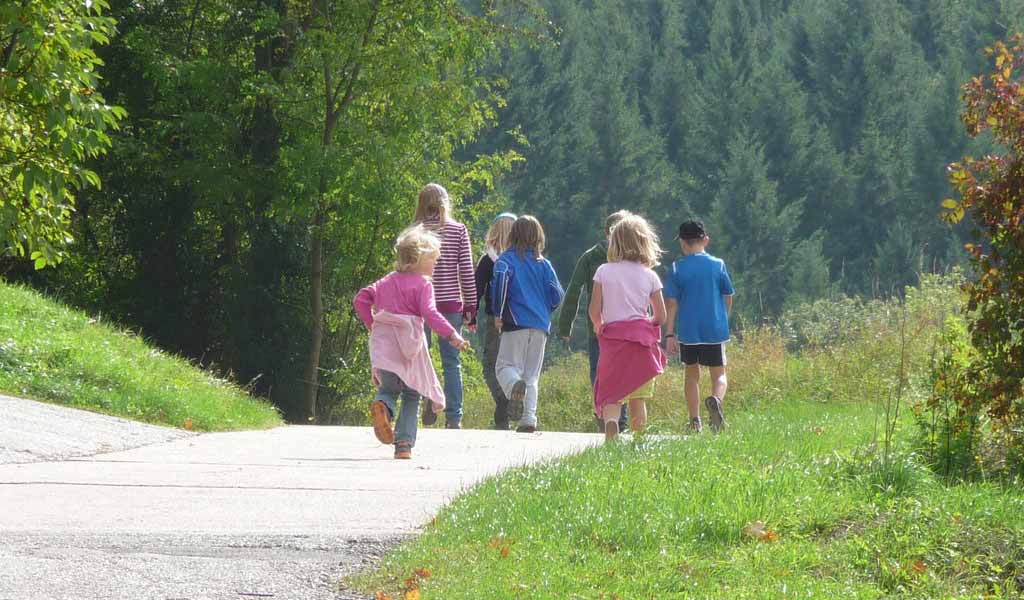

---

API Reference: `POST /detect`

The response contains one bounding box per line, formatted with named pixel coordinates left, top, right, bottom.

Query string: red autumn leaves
left=374, top=567, right=431, bottom=600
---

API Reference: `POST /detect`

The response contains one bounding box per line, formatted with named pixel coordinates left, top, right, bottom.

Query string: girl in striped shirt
left=414, top=183, right=477, bottom=429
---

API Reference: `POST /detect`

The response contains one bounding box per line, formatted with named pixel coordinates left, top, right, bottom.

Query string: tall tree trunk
left=301, top=0, right=380, bottom=422
left=303, top=202, right=326, bottom=422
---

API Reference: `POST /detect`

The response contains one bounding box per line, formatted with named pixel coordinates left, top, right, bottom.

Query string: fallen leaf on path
left=909, top=560, right=927, bottom=574
left=402, top=589, right=420, bottom=600
left=374, top=593, right=392, bottom=600
left=183, top=418, right=194, bottom=430
left=414, top=568, right=431, bottom=579
left=500, top=545, right=510, bottom=558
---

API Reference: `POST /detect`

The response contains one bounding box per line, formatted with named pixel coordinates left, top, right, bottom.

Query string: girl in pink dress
left=353, top=225, right=470, bottom=459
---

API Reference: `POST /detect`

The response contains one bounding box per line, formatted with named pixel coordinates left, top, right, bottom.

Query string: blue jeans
left=375, top=370, right=421, bottom=446
left=589, top=335, right=627, bottom=430
left=426, top=312, right=464, bottom=425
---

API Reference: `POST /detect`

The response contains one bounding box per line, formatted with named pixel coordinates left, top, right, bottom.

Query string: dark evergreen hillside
left=481, top=0, right=1024, bottom=320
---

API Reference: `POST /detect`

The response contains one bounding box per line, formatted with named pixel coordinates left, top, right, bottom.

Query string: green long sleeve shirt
left=556, top=241, right=607, bottom=339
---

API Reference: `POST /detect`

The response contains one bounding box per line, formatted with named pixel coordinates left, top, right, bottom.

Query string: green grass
left=352, top=401, right=1024, bottom=599
left=0, top=281, right=280, bottom=431
left=352, top=275, right=1024, bottom=598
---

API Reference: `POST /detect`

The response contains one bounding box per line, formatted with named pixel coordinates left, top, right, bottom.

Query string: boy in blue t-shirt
left=663, top=220, right=734, bottom=432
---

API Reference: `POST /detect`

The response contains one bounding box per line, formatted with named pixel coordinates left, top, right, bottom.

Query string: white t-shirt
left=593, top=261, right=663, bottom=324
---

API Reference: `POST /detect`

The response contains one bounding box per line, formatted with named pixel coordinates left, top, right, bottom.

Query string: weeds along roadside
left=493, top=272, right=961, bottom=437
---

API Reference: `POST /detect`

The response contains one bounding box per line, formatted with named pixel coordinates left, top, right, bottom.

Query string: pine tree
left=709, top=131, right=803, bottom=320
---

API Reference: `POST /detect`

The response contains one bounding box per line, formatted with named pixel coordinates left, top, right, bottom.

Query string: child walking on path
left=414, top=183, right=477, bottom=429
left=664, top=220, right=734, bottom=433
left=353, top=225, right=471, bottom=459
left=491, top=216, right=565, bottom=433
left=473, top=212, right=518, bottom=430
left=589, top=213, right=668, bottom=442
left=557, top=210, right=631, bottom=432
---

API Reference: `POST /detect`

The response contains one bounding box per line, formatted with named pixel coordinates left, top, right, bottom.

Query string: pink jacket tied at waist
left=593, top=318, right=667, bottom=413
left=369, top=311, right=445, bottom=411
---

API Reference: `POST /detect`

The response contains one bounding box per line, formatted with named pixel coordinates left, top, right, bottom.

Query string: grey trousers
left=495, top=328, right=547, bottom=427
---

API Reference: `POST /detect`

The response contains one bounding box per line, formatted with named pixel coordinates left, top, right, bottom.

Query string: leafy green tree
left=941, top=35, right=1024, bottom=469
left=273, top=1, right=532, bottom=421
left=0, top=0, right=124, bottom=267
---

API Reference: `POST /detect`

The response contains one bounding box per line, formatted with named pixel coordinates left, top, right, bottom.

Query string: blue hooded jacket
left=490, top=249, right=564, bottom=333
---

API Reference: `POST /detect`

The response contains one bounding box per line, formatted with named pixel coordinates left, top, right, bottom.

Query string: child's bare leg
left=684, top=364, right=701, bottom=419
left=628, top=398, right=647, bottom=432
left=602, top=404, right=621, bottom=442
left=709, top=366, right=727, bottom=402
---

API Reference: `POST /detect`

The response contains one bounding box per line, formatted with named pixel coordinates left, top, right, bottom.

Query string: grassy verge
left=353, top=274, right=1024, bottom=598
left=0, top=282, right=280, bottom=431
left=352, top=401, right=1024, bottom=598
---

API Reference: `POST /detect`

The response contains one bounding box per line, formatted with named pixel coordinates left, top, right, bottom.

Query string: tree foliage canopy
left=0, top=0, right=124, bottom=267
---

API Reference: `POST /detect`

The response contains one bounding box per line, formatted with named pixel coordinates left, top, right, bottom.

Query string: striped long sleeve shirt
left=422, top=218, right=477, bottom=316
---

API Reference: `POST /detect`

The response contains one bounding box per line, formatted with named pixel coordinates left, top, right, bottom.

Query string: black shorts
left=680, top=344, right=726, bottom=367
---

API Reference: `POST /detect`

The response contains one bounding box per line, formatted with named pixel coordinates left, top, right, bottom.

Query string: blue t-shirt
left=663, top=252, right=734, bottom=345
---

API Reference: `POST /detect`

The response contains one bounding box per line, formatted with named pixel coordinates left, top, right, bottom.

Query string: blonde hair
left=394, top=224, right=441, bottom=272
left=414, top=183, right=451, bottom=224
left=608, top=213, right=663, bottom=267
left=604, top=210, right=630, bottom=234
left=485, top=215, right=516, bottom=254
left=509, top=215, right=546, bottom=258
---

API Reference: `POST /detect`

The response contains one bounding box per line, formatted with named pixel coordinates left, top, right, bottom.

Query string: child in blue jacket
left=490, top=215, right=565, bottom=433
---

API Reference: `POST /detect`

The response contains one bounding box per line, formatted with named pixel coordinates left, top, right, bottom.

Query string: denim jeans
left=375, top=370, right=421, bottom=446
left=479, top=313, right=512, bottom=428
left=589, top=335, right=627, bottom=430
left=426, top=312, right=464, bottom=425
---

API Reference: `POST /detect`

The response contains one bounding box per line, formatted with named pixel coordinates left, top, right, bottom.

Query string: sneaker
left=421, top=402, right=437, bottom=426
left=510, top=380, right=526, bottom=404
left=689, top=417, right=703, bottom=433
left=515, top=424, right=537, bottom=433
left=445, top=420, right=462, bottom=430
left=508, top=394, right=523, bottom=423
left=394, top=442, right=412, bottom=459
left=705, top=396, right=726, bottom=432
left=371, top=401, right=395, bottom=444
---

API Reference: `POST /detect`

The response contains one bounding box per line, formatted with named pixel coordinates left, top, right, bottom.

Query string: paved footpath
left=0, top=396, right=600, bottom=599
